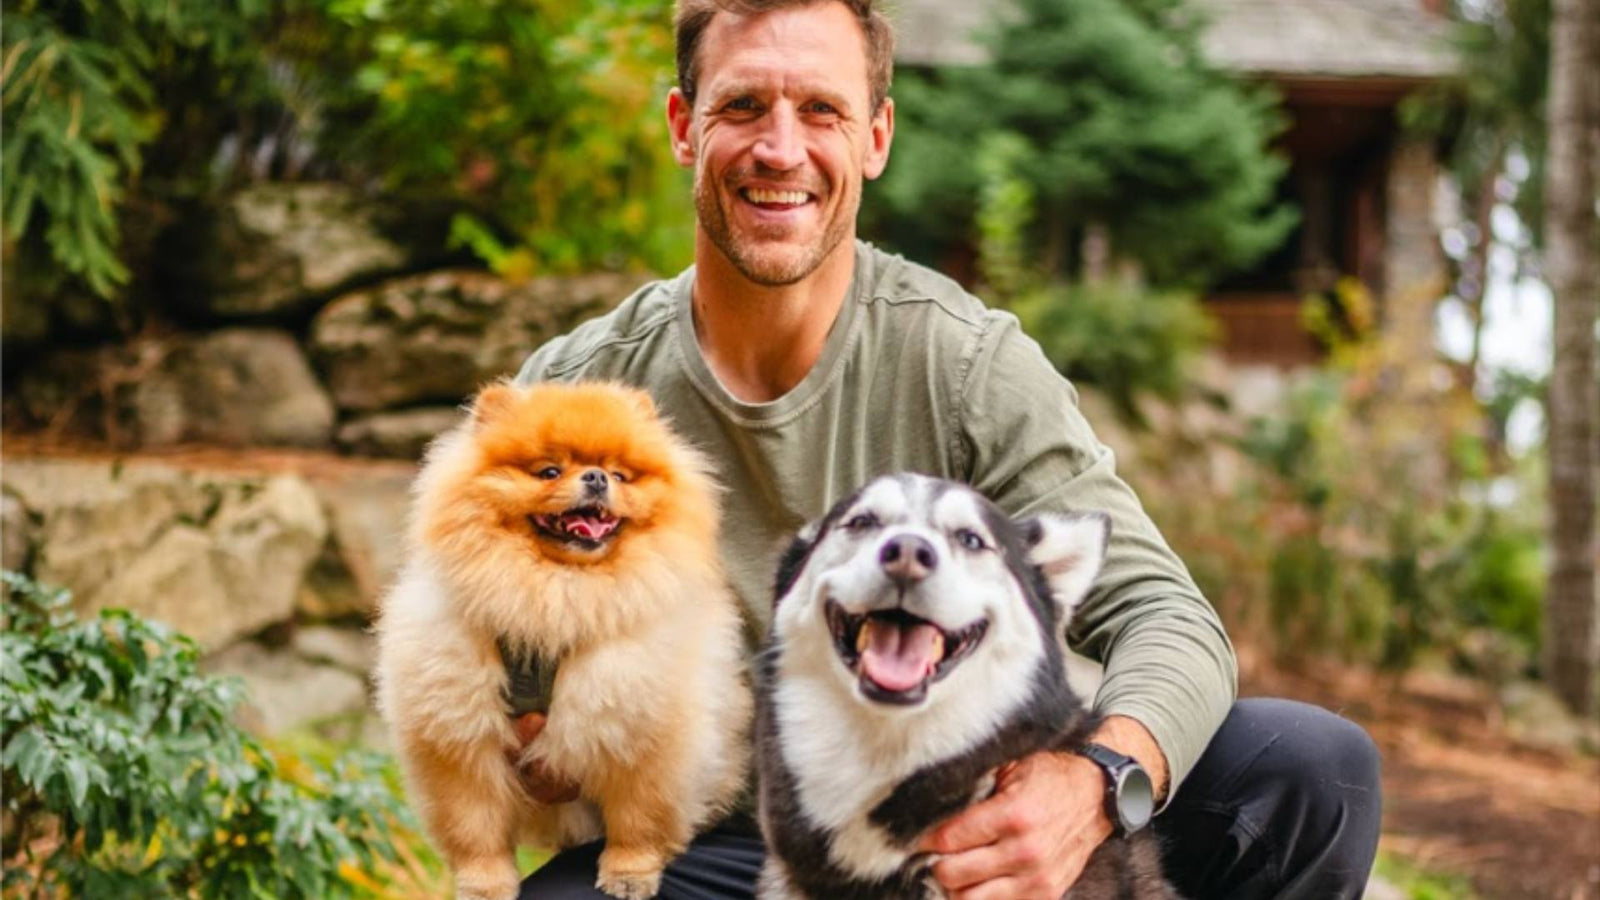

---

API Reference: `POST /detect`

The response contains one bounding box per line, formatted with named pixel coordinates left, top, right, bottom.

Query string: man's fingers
left=513, top=712, right=547, bottom=745
left=948, top=875, right=1025, bottom=900
left=921, top=790, right=1025, bottom=855
left=929, top=843, right=1015, bottom=892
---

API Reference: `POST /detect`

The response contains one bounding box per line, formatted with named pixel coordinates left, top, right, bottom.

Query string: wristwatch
left=1075, top=743, right=1155, bottom=836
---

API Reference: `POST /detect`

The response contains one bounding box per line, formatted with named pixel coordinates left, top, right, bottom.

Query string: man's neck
left=690, top=235, right=857, bottom=404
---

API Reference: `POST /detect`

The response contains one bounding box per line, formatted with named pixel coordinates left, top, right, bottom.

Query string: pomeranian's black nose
left=880, top=534, right=937, bottom=583
left=581, top=469, right=609, bottom=494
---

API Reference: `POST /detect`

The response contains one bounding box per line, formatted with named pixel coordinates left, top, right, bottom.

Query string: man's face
left=668, top=2, right=894, bottom=287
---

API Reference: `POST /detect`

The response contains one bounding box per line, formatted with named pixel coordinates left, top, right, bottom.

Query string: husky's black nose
left=581, top=469, right=609, bottom=496
left=880, top=534, right=937, bottom=583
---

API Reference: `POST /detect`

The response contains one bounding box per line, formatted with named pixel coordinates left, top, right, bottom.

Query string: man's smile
left=741, top=187, right=813, bottom=207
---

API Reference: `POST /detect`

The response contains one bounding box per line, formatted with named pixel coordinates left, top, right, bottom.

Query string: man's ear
left=1023, top=512, right=1110, bottom=616
left=863, top=96, right=894, bottom=180
left=667, top=88, right=696, bottom=168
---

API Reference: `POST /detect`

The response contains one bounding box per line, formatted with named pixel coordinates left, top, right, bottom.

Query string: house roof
left=889, top=0, right=1457, bottom=79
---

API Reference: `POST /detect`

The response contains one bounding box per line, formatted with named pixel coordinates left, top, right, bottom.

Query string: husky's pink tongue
left=860, top=620, right=942, bottom=692
left=563, top=513, right=617, bottom=540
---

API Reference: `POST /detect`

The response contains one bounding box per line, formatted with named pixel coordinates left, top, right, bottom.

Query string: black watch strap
left=1076, top=742, right=1155, bottom=836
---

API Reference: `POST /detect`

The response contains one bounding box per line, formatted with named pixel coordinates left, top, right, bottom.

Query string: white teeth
left=744, top=188, right=809, bottom=205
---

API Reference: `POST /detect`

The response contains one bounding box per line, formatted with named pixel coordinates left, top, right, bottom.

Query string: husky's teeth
left=855, top=620, right=872, bottom=654
left=931, top=630, right=945, bottom=661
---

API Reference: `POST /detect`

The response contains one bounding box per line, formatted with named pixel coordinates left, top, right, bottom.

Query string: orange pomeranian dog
left=376, top=381, right=751, bottom=900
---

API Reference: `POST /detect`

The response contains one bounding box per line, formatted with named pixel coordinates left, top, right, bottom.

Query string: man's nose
left=751, top=105, right=806, bottom=171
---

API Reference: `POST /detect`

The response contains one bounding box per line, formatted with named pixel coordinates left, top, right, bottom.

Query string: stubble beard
left=695, top=168, right=858, bottom=287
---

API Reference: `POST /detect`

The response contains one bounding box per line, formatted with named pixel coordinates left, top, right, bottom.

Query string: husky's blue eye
left=956, top=529, right=988, bottom=551
left=537, top=466, right=562, bottom=480
left=844, top=513, right=879, bottom=532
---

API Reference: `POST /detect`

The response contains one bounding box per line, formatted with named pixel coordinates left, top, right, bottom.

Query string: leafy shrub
left=1, top=0, right=267, bottom=299
left=0, top=571, right=405, bottom=898
left=969, top=133, right=1216, bottom=423
left=312, top=0, right=691, bottom=279
left=1224, top=331, right=1546, bottom=670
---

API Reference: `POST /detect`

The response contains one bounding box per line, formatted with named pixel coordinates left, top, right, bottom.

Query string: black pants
left=519, top=698, right=1383, bottom=899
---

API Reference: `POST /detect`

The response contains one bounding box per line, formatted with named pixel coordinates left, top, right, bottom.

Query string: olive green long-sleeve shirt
left=514, top=241, right=1236, bottom=791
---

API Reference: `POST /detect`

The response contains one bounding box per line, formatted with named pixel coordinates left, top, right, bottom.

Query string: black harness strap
left=498, top=637, right=560, bottom=718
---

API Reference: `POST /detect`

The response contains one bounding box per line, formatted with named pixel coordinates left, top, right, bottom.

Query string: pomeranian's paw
left=596, top=847, right=666, bottom=900
left=453, top=858, right=520, bottom=900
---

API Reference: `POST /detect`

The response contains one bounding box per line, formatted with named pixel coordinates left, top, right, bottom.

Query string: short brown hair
left=675, top=0, right=895, bottom=113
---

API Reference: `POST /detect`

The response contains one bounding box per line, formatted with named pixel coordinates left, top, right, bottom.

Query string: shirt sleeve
left=958, top=312, right=1236, bottom=794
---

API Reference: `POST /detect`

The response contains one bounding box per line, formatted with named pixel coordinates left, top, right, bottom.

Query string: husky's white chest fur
left=755, top=475, right=1112, bottom=900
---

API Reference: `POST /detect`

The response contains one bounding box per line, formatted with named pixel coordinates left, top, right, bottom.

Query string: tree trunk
left=1542, top=0, right=1599, bottom=716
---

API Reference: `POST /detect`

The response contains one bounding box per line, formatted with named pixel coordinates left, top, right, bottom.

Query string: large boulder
left=10, top=329, right=336, bottom=448
left=203, top=639, right=370, bottom=737
left=2, top=489, right=32, bottom=572
left=2, top=458, right=328, bottom=649
left=335, top=406, right=463, bottom=459
left=301, top=463, right=416, bottom=617
left=310, top=269, right=642, bottom=412
left=164, top=183, right=408, bottom=321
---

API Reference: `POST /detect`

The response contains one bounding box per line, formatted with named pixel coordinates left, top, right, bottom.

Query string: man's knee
left=1245, top=698, right=1382, bottom=832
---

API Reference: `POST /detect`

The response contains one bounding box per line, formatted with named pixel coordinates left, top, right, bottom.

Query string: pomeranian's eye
left=955, top=528, right=988, bottom=552
left=536, top=466, right=562, bottom=480
left=611, top=471, right=630, bottom=483
left=844, top=512, right=879, bottom=532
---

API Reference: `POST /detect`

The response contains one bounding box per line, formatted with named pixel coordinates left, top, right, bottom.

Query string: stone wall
left=5, top=181, right=649, bottom=462
left=1, top=453, right=414, bottom=744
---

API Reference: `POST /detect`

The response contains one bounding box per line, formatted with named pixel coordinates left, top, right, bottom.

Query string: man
left=512, top=1, right=1382, bottom=897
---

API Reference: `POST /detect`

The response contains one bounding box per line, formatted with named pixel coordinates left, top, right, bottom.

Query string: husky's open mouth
left=825, top=601, right=988, bottom=705
left=531, top=505, right=622, bottom=551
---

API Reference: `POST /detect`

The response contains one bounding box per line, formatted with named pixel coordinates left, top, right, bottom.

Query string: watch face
left=1115, top=765, right=1155, bottom=833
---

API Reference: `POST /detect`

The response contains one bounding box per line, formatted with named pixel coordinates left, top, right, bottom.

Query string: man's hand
left=919, top=750, right=1111, bottom=899
left=509, top=713, right=580, bottom=805
left=919, top=715, right=1169, bottom=900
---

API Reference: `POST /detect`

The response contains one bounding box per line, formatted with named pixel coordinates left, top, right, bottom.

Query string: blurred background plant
left=864, top=0, right=1296, bottom=288
left=0, top=0, right=690, bottom=325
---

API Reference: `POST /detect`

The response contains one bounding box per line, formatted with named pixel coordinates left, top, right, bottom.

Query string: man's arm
left=924, top=314, right=1232, bottom=898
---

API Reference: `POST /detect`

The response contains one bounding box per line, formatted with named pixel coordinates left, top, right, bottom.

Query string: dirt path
left=1244, top=660, right=1600, bottom=899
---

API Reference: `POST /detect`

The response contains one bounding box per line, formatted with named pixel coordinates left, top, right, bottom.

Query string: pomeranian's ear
left=470, top=383, right=520, bottom=429
left=619, top=386, right=657, bottom=419
left=1022, top=511, right=1110, bottom=618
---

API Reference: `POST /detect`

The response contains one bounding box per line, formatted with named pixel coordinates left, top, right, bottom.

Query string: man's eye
left=537, top=466, right=562, bottom=480
left=955, top=529, right=988, bottom=552
left=844, top=513, right=879, bottom=532
left=806, top=101, right=839, bottom=116
left=725, top=96, right=758, bottom=112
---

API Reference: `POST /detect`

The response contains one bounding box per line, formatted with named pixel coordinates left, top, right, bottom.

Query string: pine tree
left=865, top=0, right=1294, bottom=287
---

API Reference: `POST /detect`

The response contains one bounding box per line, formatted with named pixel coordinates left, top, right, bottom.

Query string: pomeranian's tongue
left=860, top=618, right=943, bottom=692
left=562, top=512, right=617, bottom=540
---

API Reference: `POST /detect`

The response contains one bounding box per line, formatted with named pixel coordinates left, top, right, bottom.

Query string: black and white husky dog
left=755, top=474, right=1176, bottom=900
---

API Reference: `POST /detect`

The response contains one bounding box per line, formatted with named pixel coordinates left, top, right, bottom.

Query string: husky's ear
left=470, top=382, right=519, bottom=429
left=1023, top=512, right=1110, bottom=616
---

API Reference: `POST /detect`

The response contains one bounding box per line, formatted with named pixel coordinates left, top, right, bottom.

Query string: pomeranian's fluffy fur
left=376, top=381, right=751, bottom=900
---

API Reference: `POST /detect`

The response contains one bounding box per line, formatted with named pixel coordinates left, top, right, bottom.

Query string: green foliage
left=0, top=0, right=267, bottom=298
left=1226, top=345, right=1546, bottom=670
left=1405, top=0, right=1550, bottom=248
left=970, top=132, right=1216, bottom=423
left=313, top=0, right=692, bottom=278
left=866, top=0, right=1295, bottom=287
left=0, top=571, right=406, bottom=898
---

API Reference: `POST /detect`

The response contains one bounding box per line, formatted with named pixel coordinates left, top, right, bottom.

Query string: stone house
left=891, top=0, right=1459, bottom=369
